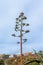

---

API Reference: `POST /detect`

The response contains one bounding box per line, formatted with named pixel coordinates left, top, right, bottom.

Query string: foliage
left=4, top=53, right=40, bottom=65
left=0, top=60, right=5, bottom=65
left=28, top=62, right=39, bottom=65
left=33, top=50, right=43, bottom=65
left=1, top=50, right=43, bottom=65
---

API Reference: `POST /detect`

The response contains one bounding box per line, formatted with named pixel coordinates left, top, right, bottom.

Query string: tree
left=12, top=12, right=29, bottom=65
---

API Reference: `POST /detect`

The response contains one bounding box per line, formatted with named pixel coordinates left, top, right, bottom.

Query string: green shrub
left=0, top=60, right=5, bottom=65
left=27, top=62, right=39, bottom=65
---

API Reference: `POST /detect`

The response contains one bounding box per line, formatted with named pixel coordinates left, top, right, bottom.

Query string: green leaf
left=16, top=24, right=18, bottom=26
left=20, top=12, right=24, bottom=17
left=15, top=26, right=19, bottom=29
left=26, top=24, right=29, bottom=26
left=16, top=22, right=19, bottom=23
left=21, top=16, right=27, bottom=20
left=19, top=19, right=21, bottom=22
left=12, top=34, right=16, bottom=37
left=22, top=23, right=25, bottom=26
left=17, top=42, right=20, bottom=44
left=16, top=18, right=18, bottom=20
left=25, top=30, right=30, bottom=33
left=23, top=39, right=27, bottom=42
left=24, top=16, right=27, bottom=19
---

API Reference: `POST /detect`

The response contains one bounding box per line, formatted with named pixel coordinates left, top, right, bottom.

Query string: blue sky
left=0, top=0, right=43, bottom=54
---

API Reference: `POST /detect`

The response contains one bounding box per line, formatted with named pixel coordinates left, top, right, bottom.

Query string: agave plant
left=33, top=50, right=43, bottom=65
left=12, top=12, right=30, bottom=65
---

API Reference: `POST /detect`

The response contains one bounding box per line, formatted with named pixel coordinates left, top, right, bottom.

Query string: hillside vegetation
left=0, top=51, right=43, bottom=65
